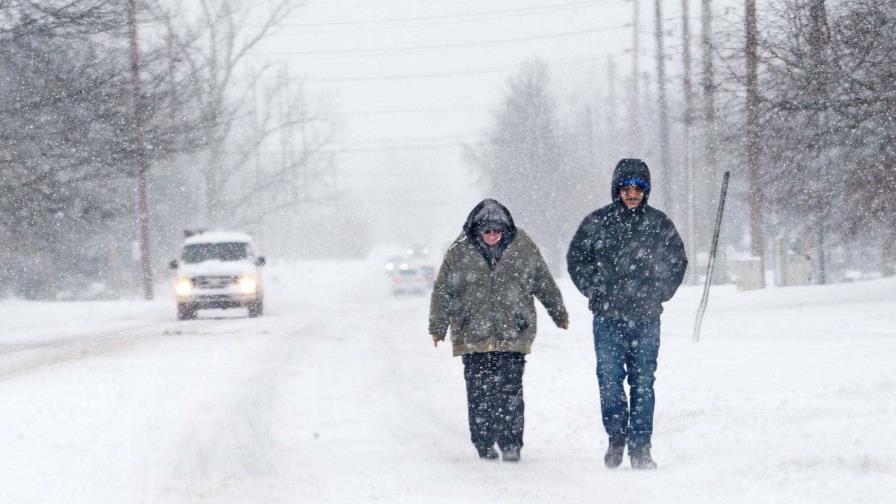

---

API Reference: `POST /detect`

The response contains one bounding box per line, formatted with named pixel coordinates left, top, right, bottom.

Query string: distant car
left=405, top=244, right=431, bottom=260
left=385, top=255, right=435, bottom=296
left=168, top=230, right=266, bottom=320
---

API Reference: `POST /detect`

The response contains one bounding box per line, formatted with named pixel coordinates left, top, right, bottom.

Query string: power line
left=325, top=141, right=484, bottom=154
left=224, top=139, right=482, bottom=155
left=348, top=133, right=481, bottom=145
left=306, top=55, right=605, bottom=82
left=278, top=0, right=630, bottom=27
left=250, top=25, right=629, bottom=57
left=347, top=104, right=491, bottom=115
left=237, top=54, right=607, bottom=83
left=323, top=134, right=484, bottom=154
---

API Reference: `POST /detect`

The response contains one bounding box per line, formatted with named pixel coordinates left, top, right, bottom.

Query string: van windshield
left=182, top=242, right=248, bottom=263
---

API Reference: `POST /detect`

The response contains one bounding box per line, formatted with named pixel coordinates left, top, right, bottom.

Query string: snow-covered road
left=1, top=259, right=894, bottom=503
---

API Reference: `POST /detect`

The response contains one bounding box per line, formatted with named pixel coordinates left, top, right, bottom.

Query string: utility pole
left=283, top=64, right=301, bottom=253
left=294, top=73, right=308, bottom=203
left=280, top=65, right=292, bottom=195
left=250, top=65, right=262, bottom=189
left=606, top=56, right=618, bottom=158
left=654, top=0, right=671, bottom=210
left=745, top=0, right=765, bottom=286
left=807, top=0, right=830, bottom=284
left=586, top=105, right=597, bottom=168
left=630, top=0, right=642, bottom=154
left=205, top=15, right=221, bottom=226
left=128, top=0, right=153, bottom=300
left=682, top=0, right=696, bottom=283
left=701, top=0, right=719, bottom=259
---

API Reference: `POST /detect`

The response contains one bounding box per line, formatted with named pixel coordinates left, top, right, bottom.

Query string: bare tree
left=708, top=0, right=896, bottom=279
left=0, top=0, right=214, bottom=298
left=160, top=0, right=337, bottom=227
left=466, top=60, right=587, bottom=270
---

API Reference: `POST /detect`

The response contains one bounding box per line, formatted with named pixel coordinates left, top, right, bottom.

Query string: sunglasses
left=620, top=185, right=645, bottom=194
left=482, top=229, right=503, bottom=235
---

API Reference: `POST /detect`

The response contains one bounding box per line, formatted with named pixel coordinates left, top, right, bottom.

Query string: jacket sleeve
left=532, top=244, right=569, bottom=328
left=566, top=215, right=599, bottom=300
left=656, top=218, right=688, bottom=302
left=428, top=252, right=454, bottom=339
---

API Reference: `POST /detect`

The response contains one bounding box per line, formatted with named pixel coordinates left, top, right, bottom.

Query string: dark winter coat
left=429, top=199, right=569, bottom=356
left=566, top=159, right=688, bottom=320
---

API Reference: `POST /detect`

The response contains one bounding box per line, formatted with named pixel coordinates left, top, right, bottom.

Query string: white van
left=168, top=230, right=266, bottom=320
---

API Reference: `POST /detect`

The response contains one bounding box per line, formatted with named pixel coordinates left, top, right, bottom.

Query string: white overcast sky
left=241, top=0, right=743, bottom=246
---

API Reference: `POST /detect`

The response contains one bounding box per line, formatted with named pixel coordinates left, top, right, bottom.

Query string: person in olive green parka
left=429, top=198, right=568, bottom=462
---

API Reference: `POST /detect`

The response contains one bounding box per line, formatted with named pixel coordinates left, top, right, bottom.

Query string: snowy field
left=1, top=257, right=894, bottom=503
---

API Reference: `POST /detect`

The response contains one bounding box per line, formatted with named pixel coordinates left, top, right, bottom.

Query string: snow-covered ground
left=1, top=257, right=894, bottom=503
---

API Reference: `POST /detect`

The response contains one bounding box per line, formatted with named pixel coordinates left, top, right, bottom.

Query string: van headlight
left=175, top=277, right=193, bottom=297
left=237, top=276, right=258, bottom=294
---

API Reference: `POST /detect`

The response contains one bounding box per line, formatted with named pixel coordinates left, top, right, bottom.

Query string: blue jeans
left=593, top=316, right=661, bottom=449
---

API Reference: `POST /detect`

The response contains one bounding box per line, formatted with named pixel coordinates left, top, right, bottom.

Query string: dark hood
left=611, top=158, right=652, bottom=206
left=462, top=199, right=517, bottom=267
left=463, top=198, right=516, bottom=240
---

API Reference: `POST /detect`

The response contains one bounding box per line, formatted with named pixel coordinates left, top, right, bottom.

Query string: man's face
left=619, top=185, right=645, bottom=208
left=481, top=229, right=503, bottom=246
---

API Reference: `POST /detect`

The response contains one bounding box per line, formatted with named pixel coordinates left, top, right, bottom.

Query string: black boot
left=629, top=445, right=658, bottom=470
left=500, top=446, right=521, bottom=462
left=476, top=445, right=499, bottom=460
left=604, top=436, right=626, bottom=468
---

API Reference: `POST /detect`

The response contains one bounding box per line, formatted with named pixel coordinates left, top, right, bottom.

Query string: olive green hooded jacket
left=429, top=199, right=569, bottom=357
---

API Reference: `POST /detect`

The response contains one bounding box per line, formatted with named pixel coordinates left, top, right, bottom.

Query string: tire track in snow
left=0, top=322, right=172, bottom=380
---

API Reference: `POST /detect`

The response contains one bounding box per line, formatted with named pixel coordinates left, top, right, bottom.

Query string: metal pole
left=128, top=0, right=153, bottom=300
left=693, top=171, right=730, bottom=342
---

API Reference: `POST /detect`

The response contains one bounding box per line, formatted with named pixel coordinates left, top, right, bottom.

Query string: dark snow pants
left=593, top=316, right=661, bottom=450
left=462, top=351, right=526, bottom=451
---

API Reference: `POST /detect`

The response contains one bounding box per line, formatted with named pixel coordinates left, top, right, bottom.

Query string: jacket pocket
left=514, top=313, right=530, bottom=333
left=459, top=309, right=472, bottom=331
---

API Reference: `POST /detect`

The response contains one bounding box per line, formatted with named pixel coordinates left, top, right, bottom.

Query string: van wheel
left=177, top=303, right=196, bottom=320
left=248, top=299, right=264, bottom=318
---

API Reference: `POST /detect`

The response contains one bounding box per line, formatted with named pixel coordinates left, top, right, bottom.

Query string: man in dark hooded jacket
left=566, top=159, right=687, bottom=470
left=430, top=199, right=569, bottom=462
